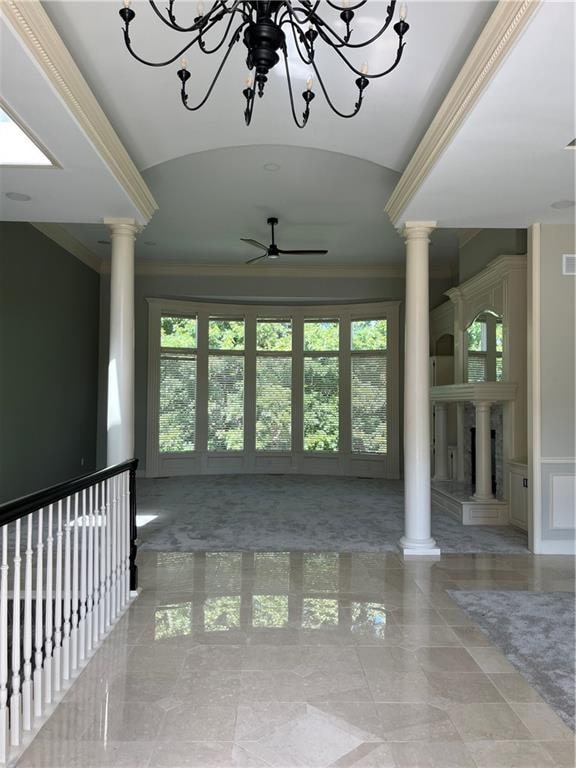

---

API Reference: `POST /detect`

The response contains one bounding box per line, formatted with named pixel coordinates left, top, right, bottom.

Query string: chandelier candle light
left=119, top=0, right=409, bottom=127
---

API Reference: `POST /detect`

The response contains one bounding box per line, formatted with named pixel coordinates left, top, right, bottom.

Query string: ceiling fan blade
left=241, top=238, right=268, bottom=251
left=277, top=249, right=329, bottom=255
left=246, top=253, right=267, bottom=265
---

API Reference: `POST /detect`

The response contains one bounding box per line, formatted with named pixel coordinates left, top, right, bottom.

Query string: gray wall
left=97, top=270, right=455, bottom=472
left=0, top=223, right=100, bottom=502
left=459, top=229, right=527, bottom=283
left=532, top=222, right=576, bottom=549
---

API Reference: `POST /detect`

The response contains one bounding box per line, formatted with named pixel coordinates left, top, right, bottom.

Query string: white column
left=433, top=402, right=449, bottom=480
left=473, top=400, right=494, bottom=500
left=105, top=218, right=138, bottom=465
left=399, top=222, right=440, bottom=557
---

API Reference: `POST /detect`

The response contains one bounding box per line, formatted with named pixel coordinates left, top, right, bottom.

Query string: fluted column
left=473, top=400, right=494, bottom=500
left=399, top=222, right=440, bottom=557
left=433, top=403, right=449, bottom=480
left=105, top=218, right=138, bottom=466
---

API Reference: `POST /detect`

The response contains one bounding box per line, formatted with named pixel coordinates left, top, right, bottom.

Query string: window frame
left=146, top=299, right=400, bottom=478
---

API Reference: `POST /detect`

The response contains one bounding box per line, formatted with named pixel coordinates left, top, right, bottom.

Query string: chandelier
left=119, top=1, right=410, bottom=128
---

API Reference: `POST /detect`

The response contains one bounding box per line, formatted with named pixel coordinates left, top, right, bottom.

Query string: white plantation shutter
left=351, top=356, right=387, bottom=453
left=256, top=357, right=292, bottom=451
left=468, top=353, right=487, bottom=382
left=303, top=357, right=339, bottom=451
left=159, top=352, right=197, bottom=452
left=207, top=356, right=244, bottom=450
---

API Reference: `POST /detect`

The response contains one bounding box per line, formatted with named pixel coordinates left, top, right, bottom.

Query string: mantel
left=430, top=383, right=518, bottom=403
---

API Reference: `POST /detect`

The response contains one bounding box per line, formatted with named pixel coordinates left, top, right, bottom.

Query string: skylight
left=0, top=106, right=53, bottom=166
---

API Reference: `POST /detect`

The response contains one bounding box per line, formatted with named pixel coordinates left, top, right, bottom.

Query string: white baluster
left=93, top=482, right=100, bottom=645
left=22, top=514, right=33, bottom=731
left=10, top=519, right=21, bottom=747
left=100, top=481, right=107, bottom=637
left=110, top=476, right=117, bottom=621
left=106, top=478, right=112, bottom=629
left=124, top=471, right=130, bottom=605
left=71, top=494, right=79, bottom=673
left=87, top=486, right=95, bottom=654
left=116, top=474, right=123, bottom=614
left=33, top=508, right=43, bottom=718
left=44, top=505, right=54, bottom=705
left=62, top=497, right=71, bottom=682
left=0, top=526, right=9, bottom=765
left=79, top=489, right=87, bottom=662
left=53, top=500, right=63, bottom=693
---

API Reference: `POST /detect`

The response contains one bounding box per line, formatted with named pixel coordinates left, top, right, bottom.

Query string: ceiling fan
left=241, top=217, right=328, bottom=264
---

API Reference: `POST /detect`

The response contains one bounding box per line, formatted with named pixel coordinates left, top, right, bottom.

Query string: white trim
left=430, top=382, right=517, bottom=403
left=146, top=299, right=400, bottom=479
left=31, top=223, right=101, bottom=273
left=527, top=223, right=541, bottom=553
left=1, top=0, right=157, bottom=224
left=534, top=539, right=575, bottom=555
left=385, top=0, right=541, bottom=224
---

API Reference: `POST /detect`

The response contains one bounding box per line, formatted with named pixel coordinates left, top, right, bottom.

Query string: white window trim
left=146, top=299, right=400, bottom=479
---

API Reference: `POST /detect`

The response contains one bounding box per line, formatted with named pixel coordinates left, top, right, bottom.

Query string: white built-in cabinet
left=509, top=460, right=528, bottom=531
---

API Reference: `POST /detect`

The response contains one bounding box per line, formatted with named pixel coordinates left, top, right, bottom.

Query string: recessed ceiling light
left=97, top=239, right=111, bottom=245
left=144, top=240, right=157, bottom=246
left=263, top=162, right=281, bottom=172
left=566, top=139, right=576, bottom=149
left=550, top=200, right=575, bottom=210
left=5, top=192, right=31, bottom=201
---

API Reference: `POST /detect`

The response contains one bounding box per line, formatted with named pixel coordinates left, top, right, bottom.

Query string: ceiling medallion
left=119, top=0, right=409, bottom=128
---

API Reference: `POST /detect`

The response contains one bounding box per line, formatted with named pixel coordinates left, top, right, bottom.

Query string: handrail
left=0, top=459, right=139, bottom=528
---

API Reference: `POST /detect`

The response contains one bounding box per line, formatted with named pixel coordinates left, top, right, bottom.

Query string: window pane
left=204, top=596, right=241, bottom=632
left=206, top=553, right=242, bottom=591
left=496, top=321, right=503, bottom=353
left=496, top=356, right=503, bottom=381
left=304, top=320, right=339, bottom=351
left=208, top=357, right=244, bottom=450
left=257, top=320, right=292, bottom=351
left=256, top=357, right=291, bottom=450
left=304, top=554, right=339, bottom=592
left=155, top=603, right=192, bottom=640
left=468, top=354, right=487, bottom=382
left=159, top=353, right=196, bottom=452
left=209, top=318, right=244, bottom=350
left=351, top=319, right=387, bottom=351
left=161, top=315, right=196, bottom=348
left=351, top=357, right=387, bottom=453
left=252, top=595, right=289, bottom=628
left=302, top=598, right=339, bottom=629
left=467, top=320, right=486, bottom=352
left=303, top=357, right=339, bottom=451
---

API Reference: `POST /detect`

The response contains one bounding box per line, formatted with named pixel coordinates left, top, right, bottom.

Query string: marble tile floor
left=16, top=551, right=575, bottom=768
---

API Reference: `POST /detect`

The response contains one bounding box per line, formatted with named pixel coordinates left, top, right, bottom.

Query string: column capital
left=104, top=218, right=140, bottom=238
left=401, top=221, right=437, bottom=242
left=473, top=400, right=492, bottom=411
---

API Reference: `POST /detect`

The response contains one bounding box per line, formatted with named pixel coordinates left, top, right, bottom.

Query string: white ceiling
left=400, top=0, right=576, bottom=227
left=44, top=0, right=495, bottom=173
left=62, top=144, right=459, bottom=265
left=0, top=12, right=145, bottom=223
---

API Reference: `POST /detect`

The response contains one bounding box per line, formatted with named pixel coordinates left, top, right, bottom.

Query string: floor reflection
left=150, top=552, right=391, bottom=641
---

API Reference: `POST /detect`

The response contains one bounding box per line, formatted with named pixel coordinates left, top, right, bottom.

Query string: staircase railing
left=0, top=459, right=139, bottom=765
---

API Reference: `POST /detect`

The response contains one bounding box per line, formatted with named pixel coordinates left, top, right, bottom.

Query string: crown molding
left=98, top=260, right=454, bottom=280
left=384, top=0, right=541, bottom=225
left=446, top=254, right=527, bottom=302
left=31, top=222, right=102, bottom=272
left=1, top=0, right=158, bottom=224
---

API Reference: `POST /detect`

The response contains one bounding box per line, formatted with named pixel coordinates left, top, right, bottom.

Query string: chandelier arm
left=281, top=16, right=314, bottom=66
left=180, top=21, right=247, bottom=110
left=323, top=0, right=368, bottom=12
left=122, top=8, right=240, bottom=67
left=281, top=47, right=309, bottom=129
left=280, top=1, right=321, bottom=26
left=148, top=0, right=229, bottom=33
left=327, top=33, right=406, bottom=79
left=308, top=2, right=396, bottom=50
left=309, top=57, right=363, bottom=119
left=197, top=10, right=239, bottom=54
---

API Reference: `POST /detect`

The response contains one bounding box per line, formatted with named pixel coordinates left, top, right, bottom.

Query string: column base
left=472, top=493, right=495, bottom=502
left=398, top=536, right=441, bottom=558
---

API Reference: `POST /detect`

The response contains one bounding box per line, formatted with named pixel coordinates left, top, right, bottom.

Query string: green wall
left=0, top=223, right=100, bottom=502
left=459, top=229, right=527, bottom=283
